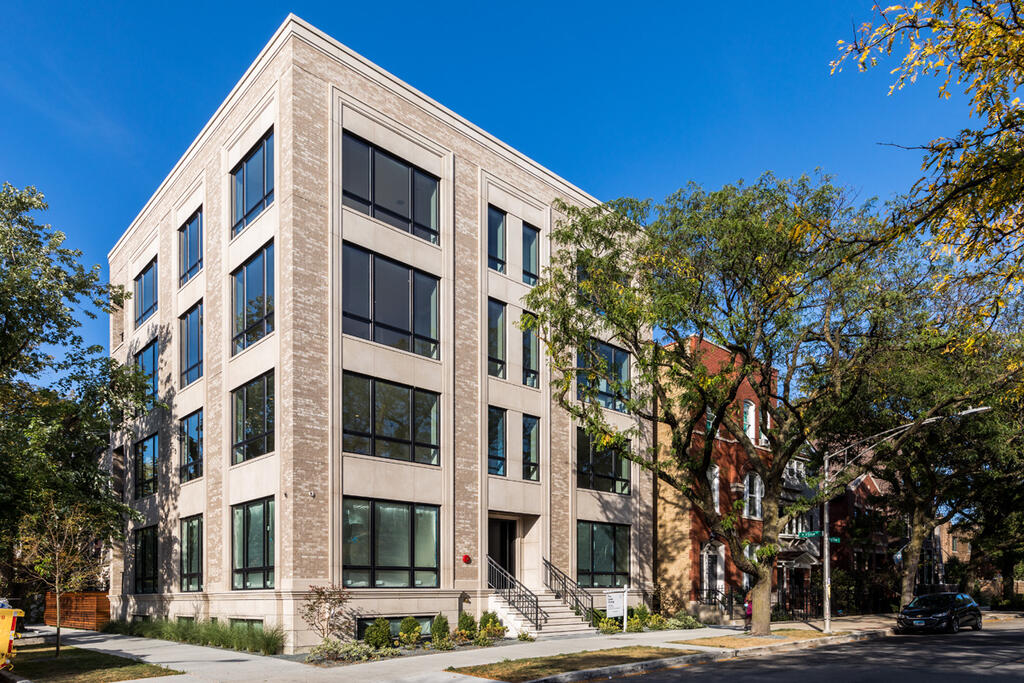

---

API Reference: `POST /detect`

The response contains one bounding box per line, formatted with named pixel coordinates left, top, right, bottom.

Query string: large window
left=522, top=222, right=539, bottom=285
left=576, top=428, right=630, bottom=495
left=180, top=515, right=203, bottom=592
left=743, top=472, right=764, bottom=519
left=342, top=244, right=439, bottom=359
left=231, top=371, right=274, bottom=464
left=133, top=525, right=158, bottom=594
left=743, top=400, right=756, bottom=440
left=577, top=521, right=629, bottom=588
left=577, top=340, right=630, bottom=412
left=135, top=339, right=158, bottom=408
left=179, top=209, right=203, bottom=285
left=342, top=372, right=440, bottom=465
left=707, top=465, right=720, bottom=514
left=487, top=205, right=506, bottom=272
left=232, top=497, right=274, bottom=590
left=523, top=415, right=540, bottom=481
left=231, top=129, right=274, bottom=236
left=231, top=242, right=274, bottom=355
left=487, top=299, right=506, bottom=378
left=180, top=301, right=203, bottom=386
left=179, top=409, right=203, bottom=482
left=488, top=406, right=506, bottom=476
left=134, top=258, right=158, bottom=327
left=342, top=132, right=439, bottom=244
left=342, top=498, right=439, bottom=589
left=134, top=433, right=158, bottom=499
left=522, top=312, right=539, bottom=387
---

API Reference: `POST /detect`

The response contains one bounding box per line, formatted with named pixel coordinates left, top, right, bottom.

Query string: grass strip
left=670, top=628, right=849, bottom=649
left=448, top=645, right=695, bottom=682
left=9, top=644, right=179, bottom=683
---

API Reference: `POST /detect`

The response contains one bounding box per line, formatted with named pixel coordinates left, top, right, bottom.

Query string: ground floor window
left=356, top=615, right=434, bottom=640
left=180, top=515, right=203, bottom=592
left=231, top=497, right=274, bottom=590
left=133, top=525, right=158, bottom=594
left=342, top=497, right=439, bottom=588
left=229, top=618, right=263, bottom=630
left=576, top=520, right=629, bottom=587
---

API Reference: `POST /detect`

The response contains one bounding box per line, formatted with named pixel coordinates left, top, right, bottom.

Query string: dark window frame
left=576, top=428, right=631, bottom=495
left=522, top=414, right=540, bottom=481
left=231, top=370, right=275, bottom=465
left=133, top=525, right=158, bottom=594
left=577, top=520, right=630, bottom=588
left=342, top=243, right=440, bottom=359
left=135, top=339, right=159, bottom=408
left=488, top=406, right=506, bottom=476
left=341, top=371, right=440, bottom=466
left=577, top=339, right=630, bottom=412
left=180, top=301, right=203, bottom=386
left=133, top=433, right=158, bottom=499
left=487, top=205, right=506, bottom=273
left=231, top=242, right=275, bottom=355
left=231, top=129, right=275, bottom=237
left=522, top=311, right=539, bottom=388
left=134, top=258, right=158, bottom=327
left=231, top=496, right=274, bottom=590
left=487, top=299, right=506, bottom=379
left=180, top=514, right=203, bottom=592
left=178, top=209, right=203, bottom=286
left=522, top=222, right=539, bottom=285
left=341, top=131, right=440, bottom=244
left=342, top=497, right=440, bottom=589
left=179, top=408, right=203, bottom=482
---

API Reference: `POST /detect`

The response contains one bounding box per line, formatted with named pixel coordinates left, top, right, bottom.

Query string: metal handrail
left=487, top=556, right=541, bottom=631
left=543, top=558, right=595, bottom=626
left=698, top=587, right=740, bottom=615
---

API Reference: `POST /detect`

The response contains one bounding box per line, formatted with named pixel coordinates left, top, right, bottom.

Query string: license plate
left=914, top=620, right=925, bottom=626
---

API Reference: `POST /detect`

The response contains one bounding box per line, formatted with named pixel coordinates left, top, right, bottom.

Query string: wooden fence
left=44, top=592, right=110, bottom=630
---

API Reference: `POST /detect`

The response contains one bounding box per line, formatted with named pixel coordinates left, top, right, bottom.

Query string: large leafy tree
left=524, top=173, right=927, bottom=635
left=834, top=1, right=1024, bottom=297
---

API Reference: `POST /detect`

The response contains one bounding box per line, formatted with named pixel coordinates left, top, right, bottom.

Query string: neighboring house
left=105, top=15, right=652, bottom=652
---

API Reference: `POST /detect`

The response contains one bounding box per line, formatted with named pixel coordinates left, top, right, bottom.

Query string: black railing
left=698, top=587, right=743, bottom=616
left=488, top=556, right=541, bottom=631
left=771, top=583, right=823, bottom=621
left=543, top=558, right=596, bottom=626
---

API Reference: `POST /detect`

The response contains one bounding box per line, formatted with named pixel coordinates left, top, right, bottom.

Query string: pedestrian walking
left=744, top=592, right=752, bottom=631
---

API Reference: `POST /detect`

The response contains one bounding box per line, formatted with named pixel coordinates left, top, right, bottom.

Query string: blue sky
left=0, top=1, right=968, bottom=354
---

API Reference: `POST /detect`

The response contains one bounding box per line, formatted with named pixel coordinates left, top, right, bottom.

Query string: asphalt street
left=618, top=619, right=1024, bottom=682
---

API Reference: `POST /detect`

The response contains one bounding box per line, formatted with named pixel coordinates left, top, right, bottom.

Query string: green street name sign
left=830, top=537, right=841, bottom=543
left=798, top=531, right=821, bottom=538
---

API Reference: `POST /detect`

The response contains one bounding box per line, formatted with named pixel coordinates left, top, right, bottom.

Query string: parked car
left=896, top=592, right=982, bottom=634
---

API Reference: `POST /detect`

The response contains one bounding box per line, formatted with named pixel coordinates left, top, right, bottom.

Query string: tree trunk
left=55, top=583, right=61, bottom=658
left=750, top=565, right=773, bottom=636
left=900, top=511, right=931, bottom=609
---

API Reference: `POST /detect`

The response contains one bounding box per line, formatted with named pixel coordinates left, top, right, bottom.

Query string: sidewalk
left=33, top=616, right=894, bottom=683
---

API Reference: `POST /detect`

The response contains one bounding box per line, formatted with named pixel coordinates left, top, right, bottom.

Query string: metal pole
left=622, top=585, right=628, bottom=633
left=823, top=451, right=832, bottom=635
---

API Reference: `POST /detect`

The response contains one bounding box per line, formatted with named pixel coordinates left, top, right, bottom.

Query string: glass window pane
left=247, top=502, right=264, bottom=568
left=488, top=300, right=505, bottom=377
left=413, top=390, right=439, bottom=447
left=413, top=171, right=437, bottom=231
left=343, top=134, right=371, bottom=200
left=577, top=522, right=591, bottom=574
left=374, top=258, right=411, bottom=332
left=413, top=272, right=438, bottom=340
left=233, top=171, right=244, bottom=226
left=264, top=244, right=274, bottom=330
left=264, top=133, right=274, bottom=195
left=342, top=499, right=371, bottom=565
left=266, top=499, right=274, bottom=570
left=376, top=440, right=412, bottom=462
left=344, top=569, right=370, bottom=588
left=375, top=570, right=411, bottom=588
left=523, top=223, right=539, bottom=284
left=232, top=507, right=244, bottom=572
left=414, top=570, right=438, bottom=588
left=487, top=205, right=505, bottom=271
left=343, top=374, right=371, bottom=438
left=414, top=506, right=438, bottom=568
left=615, top=526, right=630, bottom=573
left=375, top=381, right=410, bottom=441
left=343, top=244, right=371, bottom=321
left=373, top=151, right=410, bottom=220
left=488, top=407, right=505, bottom=475
left=375, top=502, right=410, bottom=567
left=245, top=145, right=264, bottom=214
left=593, top=523, right=615, bottom=572
left=245, top=251, right=265, bottom=331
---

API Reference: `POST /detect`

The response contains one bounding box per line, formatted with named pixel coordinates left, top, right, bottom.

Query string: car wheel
left=949, top=617, right=960, bottom=634
left=972, top=618, right=982, bottom=631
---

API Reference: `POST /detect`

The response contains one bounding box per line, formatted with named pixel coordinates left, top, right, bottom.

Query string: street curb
left=0, top=668, right=32, bottom=683
left=524, top=628, right=892, bottom=683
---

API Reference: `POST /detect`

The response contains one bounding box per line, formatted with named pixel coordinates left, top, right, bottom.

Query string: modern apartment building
left=106, top=15, right=652, bottom=652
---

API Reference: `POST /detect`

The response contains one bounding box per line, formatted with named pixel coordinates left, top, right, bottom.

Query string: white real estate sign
left=605, top=590, right=625, bottom=618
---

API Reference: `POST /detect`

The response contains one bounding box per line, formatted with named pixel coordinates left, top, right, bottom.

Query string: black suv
left=896, top=592, right=982, bottom=634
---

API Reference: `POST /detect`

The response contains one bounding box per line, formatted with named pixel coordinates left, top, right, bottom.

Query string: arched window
left=743, top=472, right=763, bottom=519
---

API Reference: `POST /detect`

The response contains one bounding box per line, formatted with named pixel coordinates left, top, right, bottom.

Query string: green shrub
left=306, top=639, right=401, bottom=663
left=667, top=613, right=703, bottom=629
left=364, top=617, right=393, bottom=649
left=398, top=616, right=422, bottom=648
left=598, top=617, right=622, bottom=634
left=626, top=615, right=644, bottom=632
left=472, top=631, right=494, bottom=647
left=632, top=604, right=651, bottom=627
left=646, top=614, right=669, bottom=630
left=457, top=611, right=477, bottom=638
left=478, top=612, right=506, bottom=640
left=479, top=611, right=500, bottom=630
left=431, top=613, right=450, bottom=642
left=517, top=630, right=535, bottom=641
left=100, top=618, right=282, bottom=655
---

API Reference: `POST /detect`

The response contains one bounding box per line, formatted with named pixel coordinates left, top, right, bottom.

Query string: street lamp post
left=819, top=406, right=990, bottom=635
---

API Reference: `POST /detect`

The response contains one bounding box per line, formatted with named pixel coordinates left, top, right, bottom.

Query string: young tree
left=524, top=173, right=921, bottom=635
left=299, top=584, right=353, bottom=642
left=18, top=497, right=110, bottom=656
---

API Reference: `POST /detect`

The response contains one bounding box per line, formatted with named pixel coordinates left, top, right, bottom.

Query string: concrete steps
left=489, top=589, right=597, bottom=637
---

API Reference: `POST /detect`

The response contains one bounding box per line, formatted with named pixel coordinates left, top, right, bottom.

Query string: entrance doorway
left=488, top=518, right=516, bottom=577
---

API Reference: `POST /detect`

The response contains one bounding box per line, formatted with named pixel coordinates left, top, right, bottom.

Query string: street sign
left=798, top=531, right=821, bottom=538
left=605, top=590, right=625, bottom=618
left=830, top=537, right=840, bottom=543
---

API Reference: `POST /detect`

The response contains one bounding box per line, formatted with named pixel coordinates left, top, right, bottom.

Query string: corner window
left=231, top=370, right=274, bottom=464
left=135, top=339, right=158, bottom=408
left=743, top=472, right=764, bottom=519
left=134, top=258, right=158, bottom=327
left=577, top=340, right=630, bottom=412
left=342, top=244, right=440, bottom=359
left=180, top=301, right=203, bottom=386
left=342, top=132, right=439, bottom=244
left=342, top=498, right=439, bottom=589
left=231, top=129, right=274, bottom=236
left=178, top=209, right=203, bottom=286
left=180, top=515, right=203, bottom=592
left=522, top=222, right=539, bottom=285
left=134, top=433, right=158, bottom=499
left=523, top=415, right=540, bottom=481
left=231, top=242, right=274, bottom=355
left=342, top=372, right=440, bottom=465
left=133, top=525, right=158, bottom=594
left=522, top=312, right=539, bottom=388
left=576, top=428, right=630, bottom=495
left=577, top=521, right=629, bottom=588
left=487, top=299, right=506, bottom=379
left=488, top=406, right=506, bottom=476
left=232, top=497, right=274, bottom=590
left=487, top=205, right=506, bottom=272
left=179, top=409, right=203, bottom=482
